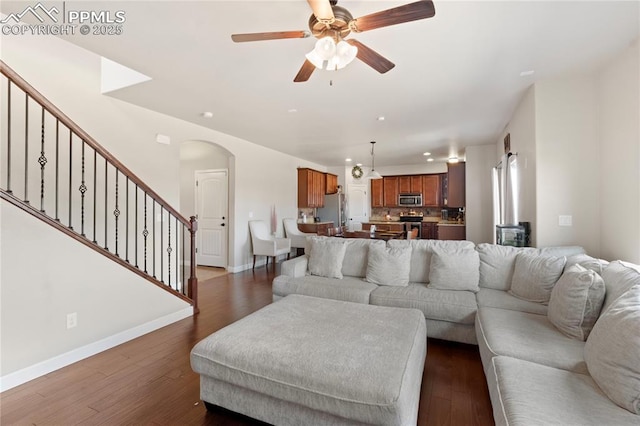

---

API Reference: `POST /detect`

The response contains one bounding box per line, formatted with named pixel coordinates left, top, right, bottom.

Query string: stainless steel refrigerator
left=492, top=152, right=526, bottom=246
left=317, top=190, right=347, bottom=228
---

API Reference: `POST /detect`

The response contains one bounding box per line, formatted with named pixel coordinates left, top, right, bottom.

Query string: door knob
left=221, top=223, right=225, bottom=226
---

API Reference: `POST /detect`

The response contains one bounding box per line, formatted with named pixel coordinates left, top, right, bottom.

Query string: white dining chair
left=248, top=220, right=291, bottom=269
left=283, top=218, right=316, bottom=256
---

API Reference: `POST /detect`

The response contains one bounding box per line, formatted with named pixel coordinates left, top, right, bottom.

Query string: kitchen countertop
left=297, top=221, right=334, bottom=225
left=367, top=219, right=465, bottom=226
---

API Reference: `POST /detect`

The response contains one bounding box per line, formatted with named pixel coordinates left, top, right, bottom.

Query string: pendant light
left=366, top=141, right=382, bottom=179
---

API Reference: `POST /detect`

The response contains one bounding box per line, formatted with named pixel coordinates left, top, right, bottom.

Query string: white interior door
left=195, top=170, right=228, bottom=268
left=347, top=184, right=368, bottom=231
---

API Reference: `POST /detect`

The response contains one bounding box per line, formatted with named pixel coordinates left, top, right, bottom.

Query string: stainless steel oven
left=398, top=193, right=422, bottom=207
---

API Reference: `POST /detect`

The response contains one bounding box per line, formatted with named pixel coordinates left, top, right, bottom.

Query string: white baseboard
left=0, top=306, right=193, bottom=393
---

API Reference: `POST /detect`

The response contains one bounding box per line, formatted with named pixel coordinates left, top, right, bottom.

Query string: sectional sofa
left=273, top=236, right=640, bottom=425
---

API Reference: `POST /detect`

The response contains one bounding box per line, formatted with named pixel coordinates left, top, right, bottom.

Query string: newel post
left=189, top=215, right=199, bottom=314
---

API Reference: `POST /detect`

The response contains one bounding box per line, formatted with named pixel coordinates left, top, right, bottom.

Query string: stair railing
left=0, top=60, right=198, bottom=313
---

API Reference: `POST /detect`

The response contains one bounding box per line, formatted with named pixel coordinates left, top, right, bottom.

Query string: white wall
left=465, top=144, right=496, bottom=243
left=534, top=73, right=601, bottom=255
left=500, top=86, right=537, bottom=245
left=598, top=43, right=640, bottom=263
left=0, top=202, right=190, bottom=378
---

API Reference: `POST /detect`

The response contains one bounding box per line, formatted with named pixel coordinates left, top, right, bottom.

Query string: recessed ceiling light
left=201, top=111, right=213, bottom=118
left=377, top=116, right=385, bottom=121
left=448, top=156, right=459, bottom=164
left=287, top=108, right=298, bottom=113
left=520, top=70, right=535, bottom=77
left=356, top=163, right=363, bottom=167
left=423, top=152, right=431, bottom=156
left=345, top=158, right=352, bottom=162
left=427, top=158, right=434, bottom=162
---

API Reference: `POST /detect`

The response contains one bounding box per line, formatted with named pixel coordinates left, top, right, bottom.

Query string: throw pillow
left=584, top=285, right=640, bottom=415
left=428, top=247, right=480, bottom=292
left=509, top=252, right=566, bottom=304
left=308, top=237, right=347, bottom=279
left=365, top=243, right=412, bottom=287
left=548, top=264, right=606, bottom=341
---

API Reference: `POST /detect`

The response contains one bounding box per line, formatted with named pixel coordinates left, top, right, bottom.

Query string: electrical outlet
left=559, top=215, right=572, bottom=227
left=67, top=312, right=78, bottom=329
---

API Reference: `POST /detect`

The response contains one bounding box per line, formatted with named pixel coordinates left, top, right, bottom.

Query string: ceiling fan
left=231, top=0, right=436, bottom=82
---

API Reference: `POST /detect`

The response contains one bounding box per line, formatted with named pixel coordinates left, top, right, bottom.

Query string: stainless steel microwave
left=398, top=193, right=422, bottom=206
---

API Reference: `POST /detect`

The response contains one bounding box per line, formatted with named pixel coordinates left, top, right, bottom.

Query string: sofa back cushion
left=538, top=246, right=586, bottom=257
left=388, top=239, right=474, bottom=284
left=509, top=252, right=566, bottom=304
left=548, top=264, right=606, bottom=341
left=584, top=285, right=640, bottom=415
left=428, top=247, right=480, bottom=292
left=341, top=239, right=386, bottom=278
left=365, top=243, right=412, bottom=287
left=308, top=237, right=348, bottom=279
left=477, top=244, right=538, bottom=290
left=600, top=261, right=640, bottom=314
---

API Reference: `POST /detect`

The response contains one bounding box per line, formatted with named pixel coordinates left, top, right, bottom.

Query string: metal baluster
left=92, top=149, right=97, bottom=243
left=125, top=177, right=129, bottom=263
left=182, top=223, right=186, bottom=294
left=38, top=107, right=47, bottom=212
left=68, top=131, right=72, bottom=228
left=143, top=192, right=148, bottom=273
left=104, top=158, right=108, bottom=249
left=167, top=212, right=172, bottom=287
left=114, top=169, right=120, bottom=257
left=160, top=205, right=164, bottom=283
left=24, top=92, right=28, bottom=203
left=152, top=201, right=156, bottom=278
left=79, top=141, right=87, bottom=236
left=6, top=80, right=11, bottom=193
left=175, top=216, right=179, bottom=290
left=135, top=185, right=139, bottom=267
left=54, top=119, right=59, bottom=220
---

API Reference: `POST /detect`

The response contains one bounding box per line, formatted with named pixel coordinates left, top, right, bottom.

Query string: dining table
left=340, top=230, right=405, bottom=241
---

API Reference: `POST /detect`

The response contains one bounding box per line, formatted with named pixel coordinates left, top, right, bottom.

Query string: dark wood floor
left=1, top=264, right=494, bottom=425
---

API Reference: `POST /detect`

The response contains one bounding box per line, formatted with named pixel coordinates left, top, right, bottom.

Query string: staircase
left=0, top=60, right=199, bottom=312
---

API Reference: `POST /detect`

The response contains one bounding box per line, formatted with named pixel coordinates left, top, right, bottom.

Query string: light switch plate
left=559, top=215, right=572, bottom=227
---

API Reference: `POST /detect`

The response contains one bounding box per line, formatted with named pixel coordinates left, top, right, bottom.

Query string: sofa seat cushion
left=370, top=284, right=477, bottom=325
left=476, top=306, right=587, bottom=374
left=476, top=288, right=548, bottom=315
left=272, top=275, right=377, bottom=304
left=489, top=356, right=640, bottom=426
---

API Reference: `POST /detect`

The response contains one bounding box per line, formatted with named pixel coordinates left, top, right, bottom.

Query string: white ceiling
left=4, top=1, right=639, bottom=167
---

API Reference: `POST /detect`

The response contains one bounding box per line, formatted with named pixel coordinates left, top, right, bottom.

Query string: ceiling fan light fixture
left=306, top=36, right=357, bottom=71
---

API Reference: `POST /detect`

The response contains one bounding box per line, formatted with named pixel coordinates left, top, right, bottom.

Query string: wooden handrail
left=0, top=60, right=190, bottom=227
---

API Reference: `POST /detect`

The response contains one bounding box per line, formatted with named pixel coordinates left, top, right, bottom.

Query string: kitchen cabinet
left=422, top=175, right=441, bottom=207
left=298, top=221, right=333, bottom=235
left=447, top=163, right=466, bottom=208
left=363, top=222, right=406, bottom=233
left=383, top=177, right=399, bottom=207
left=371, top=178, right=384, bottom=208
left=298, top=168, right=326, bottom=208
left=325, top=173, right=338, bottom=195
left=398, top=176, right=423, bottom=194
left=438, top=224, right=466, bottom=240
left=421, top=222, right=438, bottom=239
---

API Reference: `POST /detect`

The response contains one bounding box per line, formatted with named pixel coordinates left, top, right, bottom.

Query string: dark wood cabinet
left=438, top=225, right=466, bottom=240
left=399, top=176, right=423, bottom=194
left=421, top=222, right=438, bottom=239
left=371, top=178, right=384, bottom=208
left=383, top=177, right=399, bottom=207
left=422, top=175, right=441, bottom=207
left=447, top=163, right=465, bottom=208
left=325, top=173, right=338, bottom=195
left=298, top=168, right=326, bottom=208
left=363, top=222, right=406, bottom=233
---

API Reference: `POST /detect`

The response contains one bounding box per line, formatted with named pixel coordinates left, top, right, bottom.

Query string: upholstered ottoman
left=190, top=294, right=427, bottom=426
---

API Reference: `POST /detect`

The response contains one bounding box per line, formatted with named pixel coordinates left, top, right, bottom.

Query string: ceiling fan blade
left=307, top=0, right=335, bottom=22
left=350, top=0, right=435, bottom=33
left=294, top=60, right=316, bottom=83
left=346, top=39, right=395, bottom=74
left=231, top=31, right=310, bottom=43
